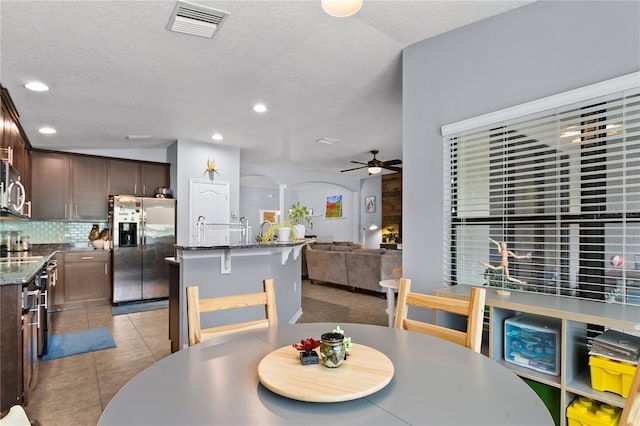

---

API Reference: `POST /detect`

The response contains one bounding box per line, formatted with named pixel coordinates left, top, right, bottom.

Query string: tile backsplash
left=2, top=221, right=109, bottom=244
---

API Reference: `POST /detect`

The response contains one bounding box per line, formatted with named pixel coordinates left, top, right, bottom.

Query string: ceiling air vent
left=166, top=0, right=229, bottom=38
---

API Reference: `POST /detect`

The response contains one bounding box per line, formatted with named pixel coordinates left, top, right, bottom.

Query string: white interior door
left=189, top=179, right=230, bottom=246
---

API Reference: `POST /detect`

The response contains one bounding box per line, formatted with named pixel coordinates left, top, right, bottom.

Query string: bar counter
left=168, top=239, right=314, bottom=351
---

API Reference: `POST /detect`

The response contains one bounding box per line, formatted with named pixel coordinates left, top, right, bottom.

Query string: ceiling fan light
left=368, top=166, right=382, bottom=175
left=321, top=0, right=363, bottom=17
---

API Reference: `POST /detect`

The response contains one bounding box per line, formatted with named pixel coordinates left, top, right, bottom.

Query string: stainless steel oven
left=36, top=260, right=57, bottom=356
left=21, top=283, right=39, bottom=404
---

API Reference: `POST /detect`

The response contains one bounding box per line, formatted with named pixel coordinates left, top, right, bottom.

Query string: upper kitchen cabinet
left=109, top=160, right=168, bottom=196
left=72, top=156, right=108, bottom=220
left=31, top=151, right=108, bottom=221
left=1, top=86, right=31, bottom=191
left=31, top=151, right=70, bottom=220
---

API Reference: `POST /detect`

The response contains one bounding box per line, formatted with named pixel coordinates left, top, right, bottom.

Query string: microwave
left=1, top=159, right=31, bottom=219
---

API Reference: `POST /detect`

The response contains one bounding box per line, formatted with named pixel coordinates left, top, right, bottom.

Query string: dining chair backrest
left=186, top=278, right=277, bottom=346
left=393, top=278, right=486, bottom=353
left=620, top=357, right=640, bottom=426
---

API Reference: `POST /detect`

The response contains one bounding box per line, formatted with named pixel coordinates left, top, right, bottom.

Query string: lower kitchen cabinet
left=61, top=251, right=111, bottom=305
left=0, top=284, right=23, bottom=411
left=0, top=278, right=39, bottom=412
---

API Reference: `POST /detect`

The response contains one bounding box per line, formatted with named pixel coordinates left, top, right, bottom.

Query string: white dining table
left=99, top=322, right=553, bottom=425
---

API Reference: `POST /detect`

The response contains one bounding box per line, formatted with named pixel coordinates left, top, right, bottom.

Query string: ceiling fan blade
left=350, top=160, right=368, bottom=166
left=380, top=159, right=402, bottom=166
left=382, top=165, right=403, bottom=172
left=340, top=165, right=367, bottom=172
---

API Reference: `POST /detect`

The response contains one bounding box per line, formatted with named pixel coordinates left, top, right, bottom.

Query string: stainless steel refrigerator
left=109, top=195, right=176, bottom=304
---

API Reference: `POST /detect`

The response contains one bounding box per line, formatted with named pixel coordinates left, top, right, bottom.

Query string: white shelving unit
left=434, top=285, right=639, bottom=426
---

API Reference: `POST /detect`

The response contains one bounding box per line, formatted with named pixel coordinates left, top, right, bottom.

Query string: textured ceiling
left=0, top=0, right=530, bottom=175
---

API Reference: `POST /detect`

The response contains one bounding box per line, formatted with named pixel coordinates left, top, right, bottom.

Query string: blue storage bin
left=505, top=314, right=561, bottom=376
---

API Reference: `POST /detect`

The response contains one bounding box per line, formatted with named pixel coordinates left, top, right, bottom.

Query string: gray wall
left=170, top=139, right=241, bottom=246
left=403, top=0, right=640, bottom=294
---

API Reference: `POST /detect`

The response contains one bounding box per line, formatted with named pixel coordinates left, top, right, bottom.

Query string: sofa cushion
left=352, top=248, right=387, bottom=254
left=305, top=249, right=350, bottom=286
left=310, top=243, right=333, bottom=251
left=345, top=252, right=384, bottom=293
left=330, top=245, right=357, bottom=252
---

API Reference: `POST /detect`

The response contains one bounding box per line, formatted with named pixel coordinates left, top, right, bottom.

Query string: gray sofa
left=305, top=242, right=402, bottom=293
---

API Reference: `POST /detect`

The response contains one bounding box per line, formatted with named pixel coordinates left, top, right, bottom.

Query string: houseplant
left=288, top=202, right=313, bottom=239
left=382, top=227, right=399, bottom=244
left=261, top=220, right=293, bottom=244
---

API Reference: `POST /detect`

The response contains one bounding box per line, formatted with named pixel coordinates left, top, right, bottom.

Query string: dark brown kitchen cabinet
left=63, top=251, right=110, bottom=304
left=72, top=156, right=108, bottom=220
left=31, top=152, right=108, bottom=220
left=1, top=86, right=31, bottom=196
left=140, top=163, right=168, bottom=196
left=30, top=151, right=70, bottom=220
left=1, top=279, right=39, bottom=412
left=109, top=159, right=168, bottom=196
left=0, top=284, right=23, bottom=411
left=109, top=159, right=139, bottom=195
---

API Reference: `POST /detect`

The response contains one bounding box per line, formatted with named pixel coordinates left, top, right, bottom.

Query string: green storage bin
left=522, top=378, right=561, bottom=426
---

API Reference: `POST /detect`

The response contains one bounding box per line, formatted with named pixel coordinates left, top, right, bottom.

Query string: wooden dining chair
left=620, top=358, right=640, bottom=426
left=394, top=278, right=486, bottom=353
left=186, top=278, right=277, bottom=346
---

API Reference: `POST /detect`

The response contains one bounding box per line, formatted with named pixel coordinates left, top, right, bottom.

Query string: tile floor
left=24, top=304, right=171, bottom=426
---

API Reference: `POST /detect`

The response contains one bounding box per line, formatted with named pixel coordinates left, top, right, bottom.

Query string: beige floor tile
left=25, top=306, right=170, bottom=425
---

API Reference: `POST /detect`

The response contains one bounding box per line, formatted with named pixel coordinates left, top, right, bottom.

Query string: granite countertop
left=0, top=243, right=111, bottom=286
left=175, top=238, right=316, bottom=251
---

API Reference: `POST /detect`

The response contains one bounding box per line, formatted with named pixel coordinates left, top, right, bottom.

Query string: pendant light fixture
left=321, top=0, right=363, bottom=17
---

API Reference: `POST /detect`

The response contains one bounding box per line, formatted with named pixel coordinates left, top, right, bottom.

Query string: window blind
left=443, top=78, right=640, bottom=305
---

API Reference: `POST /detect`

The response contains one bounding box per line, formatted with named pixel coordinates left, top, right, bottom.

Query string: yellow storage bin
left=589, top=355, right=636, bottom=398
left=566, top=397, right=621, bottom=426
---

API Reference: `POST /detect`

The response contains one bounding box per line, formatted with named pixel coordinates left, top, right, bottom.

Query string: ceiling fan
left=340, top=150, right=402, bottom=175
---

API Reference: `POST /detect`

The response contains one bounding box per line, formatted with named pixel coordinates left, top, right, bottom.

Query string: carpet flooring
left=298, top=279, right=388, bottom=326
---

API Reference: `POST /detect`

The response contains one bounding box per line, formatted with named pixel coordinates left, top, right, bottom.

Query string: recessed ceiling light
left=38, top=127, right=56, bottom=134
left=315, top=137, right=339, bottom=145
left=125, top=135, right=152, bottom=140
left=253, top=103, right=267, bottom=113
left=24, top=81, right=49, bottom=92
left=212, top=133, right=223, bottom=141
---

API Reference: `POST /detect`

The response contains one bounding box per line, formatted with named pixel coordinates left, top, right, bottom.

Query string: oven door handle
left=27, top=289, right=41, bottom=328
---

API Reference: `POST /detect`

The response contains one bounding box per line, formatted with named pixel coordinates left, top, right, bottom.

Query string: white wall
left=402, top=0, right=640, bottom=294
left=242, top=159, right=364, bottom=242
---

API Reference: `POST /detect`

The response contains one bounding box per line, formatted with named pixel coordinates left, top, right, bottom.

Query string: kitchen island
left=168, top=239, right=314, bottom=352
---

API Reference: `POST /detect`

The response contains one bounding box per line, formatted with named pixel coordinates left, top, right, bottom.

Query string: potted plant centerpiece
left=288, top=202, right=313, bottom=239
left=261, top=219, right=294, bottom=244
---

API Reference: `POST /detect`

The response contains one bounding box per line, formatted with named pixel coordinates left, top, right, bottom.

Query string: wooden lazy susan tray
left=257, top=343, right=394, bottom=403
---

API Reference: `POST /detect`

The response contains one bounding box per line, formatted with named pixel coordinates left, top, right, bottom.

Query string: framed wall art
left=260, top=210, right=278, bottom=224
left=365, top=196, right=376, bottom=213
left=325, top=195, right=342, bottom=218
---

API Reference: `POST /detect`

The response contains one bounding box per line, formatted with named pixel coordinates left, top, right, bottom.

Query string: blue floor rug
left=111, top=299, right=168, bottom=316
left=42, top=327, right=116, bottom=361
